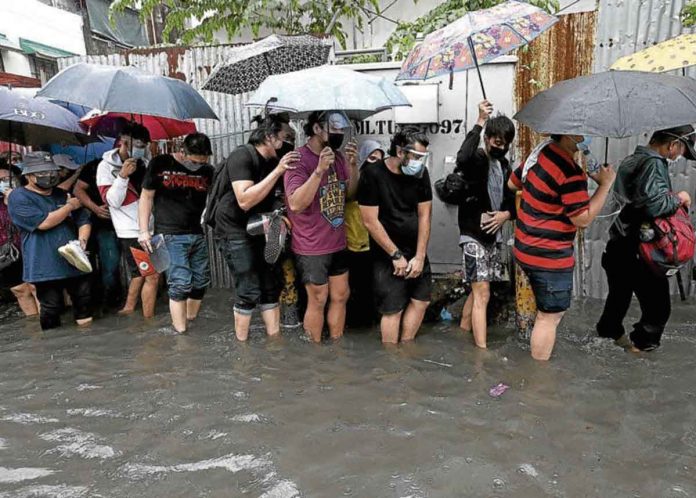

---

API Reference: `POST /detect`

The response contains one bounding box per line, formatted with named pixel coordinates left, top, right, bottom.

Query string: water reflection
left=0, top=292, right=694, bottom=497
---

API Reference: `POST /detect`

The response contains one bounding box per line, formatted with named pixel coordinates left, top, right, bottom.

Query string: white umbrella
left=246, top=65, right=411, bottom=120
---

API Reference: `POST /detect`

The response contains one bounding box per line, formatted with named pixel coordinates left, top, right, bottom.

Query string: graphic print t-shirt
left=284, top=144, right=349, bottom=256
left=142, top=154, right=214, bottom=235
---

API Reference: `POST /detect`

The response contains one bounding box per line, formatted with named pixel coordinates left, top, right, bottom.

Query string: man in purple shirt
left=285, top=111, right=358, bottom=342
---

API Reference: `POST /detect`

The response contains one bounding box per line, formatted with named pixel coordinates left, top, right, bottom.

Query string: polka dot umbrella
left=610, top=33, right=696, bottom=74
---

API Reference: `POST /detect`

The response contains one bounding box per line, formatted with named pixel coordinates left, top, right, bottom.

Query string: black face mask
left=328, top=132, right=345, bottom=151
left=34, top=172, right=61, bottom=190
left=489, top=145, right=508, bottom=160
left=276, top=140, right=295, bottom=158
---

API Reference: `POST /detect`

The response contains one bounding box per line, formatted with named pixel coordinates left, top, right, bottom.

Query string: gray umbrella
left=202, top=35, right=332, bottom=95
left=514, top=70, right=696, bottom=138
left=0, top=86, right=94, bottom=146
left=36, top=63, right=218, bottom=121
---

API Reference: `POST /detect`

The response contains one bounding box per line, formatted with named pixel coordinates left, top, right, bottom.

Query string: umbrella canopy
left=80, top=110, right=196, bottom=140
left=36, top=63, right=218, bottom=121
left=611, top=33, right=696, bottom=73
left=514, top=70, right=696, bottom=138
left=0, top=86, right=94, bottom=146
left=246, top=65, right=411, bottom=120
left=202, top=34, right=333, bottom=95
left=396, top=1, right=557, bottom=95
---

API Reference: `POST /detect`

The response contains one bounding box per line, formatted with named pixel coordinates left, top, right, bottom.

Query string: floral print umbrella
left=396, top=1, right=558, bottom=96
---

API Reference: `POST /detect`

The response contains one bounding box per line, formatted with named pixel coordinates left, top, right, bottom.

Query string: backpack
left=203, top=144, right=259, bottom=229
left=638, top=206, right=695, bottom=277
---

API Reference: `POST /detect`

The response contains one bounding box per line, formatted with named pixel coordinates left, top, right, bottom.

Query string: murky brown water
left=0, top=291, right=695, bottom=497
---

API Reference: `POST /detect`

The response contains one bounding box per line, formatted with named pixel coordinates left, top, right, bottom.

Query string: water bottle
left=639, top=223, right=655, bottom=242
left=582, top=149, right=601, bottom=175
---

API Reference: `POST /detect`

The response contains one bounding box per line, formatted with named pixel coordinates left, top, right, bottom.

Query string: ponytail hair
left=248, top=112, right=290, bottom=146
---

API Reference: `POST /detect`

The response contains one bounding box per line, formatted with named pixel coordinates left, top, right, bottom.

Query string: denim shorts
left=163, top=234, right=211, bottom=302
left=524, top=268, right=573, bottom=313
left=217, top=236, right=281, bottom=315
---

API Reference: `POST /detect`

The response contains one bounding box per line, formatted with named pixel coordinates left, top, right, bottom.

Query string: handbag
left=638, top=206, right=695, bottom=277
left=0, top=223, right=20, bottom=272
left=434, top=171, right=467, bottom=205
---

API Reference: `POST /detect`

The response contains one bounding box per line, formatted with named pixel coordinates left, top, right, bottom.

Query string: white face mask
left=132, top=146, right=147, bottom=160
left=0, top=180, right=10, bottom=194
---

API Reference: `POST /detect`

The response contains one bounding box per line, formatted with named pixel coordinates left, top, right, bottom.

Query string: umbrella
left=611, top=33, right=696, bottom=74
left=202, top=34, right=333, bottom=95
left=0, top=86, right=94, bottom=146
left=80, top=110, right=196, bottom=140
left=36, top=63, right=218, bottom=121
left=246, top=65, right=411, bottom=120
left=513, top=70, right=696, bottom=139
left=396, top=0, right=558, bottom=95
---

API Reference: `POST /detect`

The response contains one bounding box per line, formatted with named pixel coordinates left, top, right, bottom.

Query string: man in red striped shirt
left=508, top=134, right=616, bottom=360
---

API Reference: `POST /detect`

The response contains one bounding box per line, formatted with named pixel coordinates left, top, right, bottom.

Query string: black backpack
left=434, top=171, right=481, bottom=205
left=203, top=144, right=259, bottom=229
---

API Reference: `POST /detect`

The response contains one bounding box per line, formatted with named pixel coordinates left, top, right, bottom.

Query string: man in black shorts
left=96, top=123, right=159, bottom=317
left=358, top=129, right=433, bottom=344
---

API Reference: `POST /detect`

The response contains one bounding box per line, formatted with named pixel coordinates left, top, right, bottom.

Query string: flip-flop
left=264, top=212, right=287, bottom=264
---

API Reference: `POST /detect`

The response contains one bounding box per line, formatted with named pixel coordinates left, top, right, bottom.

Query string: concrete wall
left=349, top=58, right=517, bottom=274
left=0, top=0, right=86, bottom=77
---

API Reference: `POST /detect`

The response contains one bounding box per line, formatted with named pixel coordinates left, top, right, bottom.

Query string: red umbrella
left=80, top=111, right=196, bottom=140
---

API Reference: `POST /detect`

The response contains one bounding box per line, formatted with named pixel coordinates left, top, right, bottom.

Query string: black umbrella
left=515, top=71, right=696, bottom=138
left=202, top=34, right=332, bottom=95
left=514, top=70, right=696, bottom=163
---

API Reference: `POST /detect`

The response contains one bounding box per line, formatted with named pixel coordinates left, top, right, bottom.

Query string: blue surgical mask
left=401, top=159, right=424, bottom=177
left=575, top=136, right=592, bottom=152
left=132, top=146, right=147, bottom=160
left=0, top=180, right=10, bottom=194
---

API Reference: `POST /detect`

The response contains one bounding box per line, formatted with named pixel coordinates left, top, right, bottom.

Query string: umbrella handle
left=468, top=37, right=487, bottom=100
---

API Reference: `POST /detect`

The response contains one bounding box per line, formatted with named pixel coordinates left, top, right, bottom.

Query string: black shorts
left=373, top=256, right=432, bottom=314
left=119, top=238, right=144, bottom=278
left=295, top=250, right=349, bottom=286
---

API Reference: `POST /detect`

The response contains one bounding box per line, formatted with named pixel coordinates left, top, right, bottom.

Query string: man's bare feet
left=614, top=334, right=631, bottom=347
left=117, top=308, right=135, bottom=315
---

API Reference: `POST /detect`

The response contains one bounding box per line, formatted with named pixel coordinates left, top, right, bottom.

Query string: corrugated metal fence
left=586, top=0, right=696, bottom=298
left=59, top=45, right=257, bottom=289
left=59, top=0, right=696, bottom=296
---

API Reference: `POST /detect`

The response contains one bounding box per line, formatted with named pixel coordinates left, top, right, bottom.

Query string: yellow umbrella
left=611, top=33, right=696, bottom=72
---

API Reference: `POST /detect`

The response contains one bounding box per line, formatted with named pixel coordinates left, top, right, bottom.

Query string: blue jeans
left=95, top=228, right=121, bottom=296
left=163, top=234, right=211, bottom=302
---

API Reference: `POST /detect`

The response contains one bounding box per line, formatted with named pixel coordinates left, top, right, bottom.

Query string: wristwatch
left=391, top=249, right=403, bottom=260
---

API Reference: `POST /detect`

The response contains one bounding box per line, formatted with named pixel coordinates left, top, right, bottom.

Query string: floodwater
left=0, top=291, right=695, bottom=498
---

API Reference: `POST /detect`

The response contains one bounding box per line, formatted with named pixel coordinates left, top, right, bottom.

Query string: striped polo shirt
left=511, top=142, right=590, bottom=272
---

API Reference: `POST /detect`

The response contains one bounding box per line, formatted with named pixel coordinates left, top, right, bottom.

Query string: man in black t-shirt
left=74, top=158, right=122, bottom=309
left=213, top=114, right=298, bottom=341
left=357, top=129, right=433, bottom=344
left=139, top=133, right=214, bottom=333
